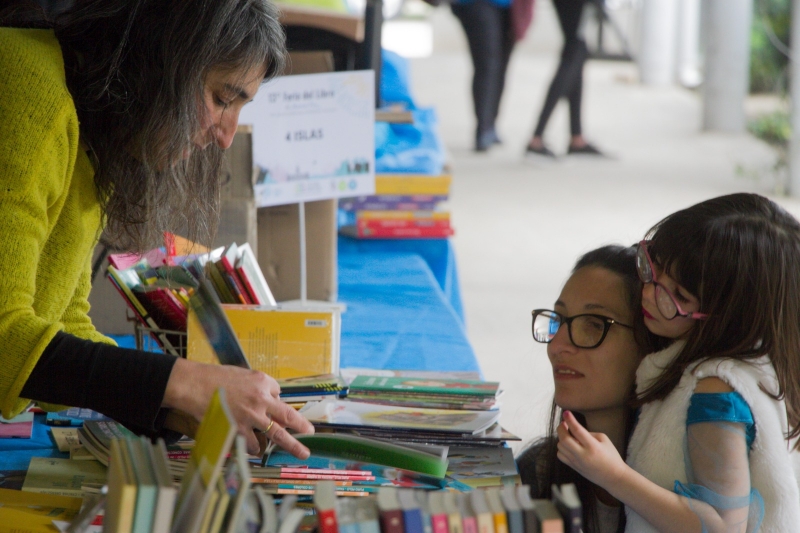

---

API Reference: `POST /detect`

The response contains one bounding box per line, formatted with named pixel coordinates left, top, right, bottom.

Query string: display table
left=337, top=245, right=475, bottom=372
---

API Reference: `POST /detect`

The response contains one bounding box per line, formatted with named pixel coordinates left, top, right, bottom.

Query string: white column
left=638, top=0, right=680, bottom=85
left=677, top=0, right=702, bottom=88
left=790, top=0, right=800, bottom=195
left=702, top=0, right=753, bottom=133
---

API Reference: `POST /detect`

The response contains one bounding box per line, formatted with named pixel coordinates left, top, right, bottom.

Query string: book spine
left=356, top=226, right=455, bottom=239
left=235, top=266, right=261, bottom=305
left=402, top=509, right=425, bottom=533
left=463, top=516, right=480, bottom=533
left=380, top=509, right=406, bottom=533
left=250, top=478, right=354, bottom=486
left=318, top=508, right=340, bottom=533
left=341, top=201, right=442, bottom=212
left=492, top=513, right=508, bottom=533
left=356, top=210, right=450, bottom=221
left=356, top=219, right=451, bottom=230
left=281, top=467, right=370, bottom=476
left=430, top=514, right=450, bottom=533
left=375, top=175, right=452, bottom=196
left=447, top=512, right=463, bottom=533
left=253, top=474, right=375, bottom=481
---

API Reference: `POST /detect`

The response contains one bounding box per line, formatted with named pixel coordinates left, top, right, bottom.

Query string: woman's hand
left=162, top=358, right=314, bottom=457
left=556, top=410, right=630, bottom=489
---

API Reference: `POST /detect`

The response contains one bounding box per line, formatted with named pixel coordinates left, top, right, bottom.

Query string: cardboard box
left=256, top=200, right=338, bottom=302
left=214, top=125, right=258, bottom=253
left=254, top=50, right=339, bottom=303
left=186, top=305, right=340, bottom=379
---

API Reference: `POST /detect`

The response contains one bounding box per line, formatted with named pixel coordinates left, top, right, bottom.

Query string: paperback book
left=299, top=399, right=500, bottom=435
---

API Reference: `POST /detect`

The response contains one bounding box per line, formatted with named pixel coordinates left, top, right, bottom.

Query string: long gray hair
left=49, top=0, right=286, bottom=252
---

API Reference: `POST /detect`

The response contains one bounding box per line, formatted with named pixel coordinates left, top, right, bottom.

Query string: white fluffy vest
left=625, top=342, right=800, bottom=532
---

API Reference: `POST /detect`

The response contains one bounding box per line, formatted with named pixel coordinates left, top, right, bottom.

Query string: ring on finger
left=256, top=417, right=275, bottom=435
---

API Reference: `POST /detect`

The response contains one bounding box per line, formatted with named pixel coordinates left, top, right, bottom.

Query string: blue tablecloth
left=337, top=235, right=464, bottom=322
left=0, top=415, right=68, bottom=472
left=337, top=249, right=477, bottom=373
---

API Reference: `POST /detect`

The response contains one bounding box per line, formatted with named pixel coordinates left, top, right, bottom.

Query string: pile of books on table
left=338, top=174, right=453, bottom=239
left=285, top=372, right=520, bottom=491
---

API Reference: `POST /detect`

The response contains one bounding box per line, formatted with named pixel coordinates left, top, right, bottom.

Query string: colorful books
left=172, top=388, right=238, bottom=533
left=340, top=226, right=454, bottom=239
left=106, top=239, right=277, bottom=356
left=339, top=196, right=448, bottom=212
left=349, top=376, right=499, bottom=397
left=340, top=175, right=453, bottom=240
left=347, top=376, right=499, bottom=411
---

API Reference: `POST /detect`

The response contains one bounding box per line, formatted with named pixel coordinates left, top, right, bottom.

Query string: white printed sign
left=239, top=70, right=376, bottom=207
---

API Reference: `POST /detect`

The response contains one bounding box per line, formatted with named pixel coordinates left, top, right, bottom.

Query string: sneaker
left=525, top=144, right=557, bottom=159
left=475, top=130, right=496, bottom=152
left=567, top=142, right=604, bottom=156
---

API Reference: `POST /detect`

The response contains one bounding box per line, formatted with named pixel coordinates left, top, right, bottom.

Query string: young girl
left=556, top=193, right=800, bottom=532
left=517, top=245, right=661, bottom=533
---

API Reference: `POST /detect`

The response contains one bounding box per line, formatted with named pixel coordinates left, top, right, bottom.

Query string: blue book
left=45, top=408, right=107, bottom=426
left=398, top=490, right=425, bottom=533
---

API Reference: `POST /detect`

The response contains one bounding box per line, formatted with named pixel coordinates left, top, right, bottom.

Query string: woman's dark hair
left=2, top=0, right=286, bottom=252
left=517, top=245, right=661, bottom=533
left=636, top=192, right=800, bottom=446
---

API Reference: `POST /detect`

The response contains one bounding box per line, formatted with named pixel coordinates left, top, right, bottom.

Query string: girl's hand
left=163, top=358, right=315, bottom=457
left=556, top=410, right=630, bottom=488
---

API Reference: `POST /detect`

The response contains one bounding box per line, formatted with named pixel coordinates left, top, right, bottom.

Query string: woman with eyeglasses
left=552, top=193, right=800, bottom=532
left=517, top=244, right=663, bottom=533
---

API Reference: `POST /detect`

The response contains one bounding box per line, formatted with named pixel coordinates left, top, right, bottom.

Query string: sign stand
left=298, top=201, right=308, bottom=303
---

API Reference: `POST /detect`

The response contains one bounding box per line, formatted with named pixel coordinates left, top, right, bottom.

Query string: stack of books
left=107, top=240, right=276, bottom=356
left=346, top=376, right=500, bottom=411
left=339, top=174, right=453, bottom=239
left=290, top=372, right=519, bottom=490
left=278, top=374, right=349, bottom=407
left=104, top=436, right=178, bottom=533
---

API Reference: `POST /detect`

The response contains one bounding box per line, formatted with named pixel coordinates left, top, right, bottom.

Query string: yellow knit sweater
left=0, top=28, right=113, bottom=419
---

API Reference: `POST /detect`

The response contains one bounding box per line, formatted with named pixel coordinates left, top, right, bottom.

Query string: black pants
left=533, top=0, right=589, bottom=138
left=451, top=0, right=515, bottom=140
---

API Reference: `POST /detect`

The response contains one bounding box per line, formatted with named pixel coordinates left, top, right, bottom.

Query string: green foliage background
left=751, top=0, right=790, bottom=94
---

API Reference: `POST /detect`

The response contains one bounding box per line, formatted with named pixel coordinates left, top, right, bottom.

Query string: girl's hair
left=517, top=245, right=660, bottom=533
left=637, top=193, right=800, bottom=446
left=2, top=0, right=286, bottom=252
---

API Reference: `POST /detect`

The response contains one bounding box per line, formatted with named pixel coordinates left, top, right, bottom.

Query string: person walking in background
left=451, top=0, right=515, bottom=152
left=526, top=0, right=603, bottom=158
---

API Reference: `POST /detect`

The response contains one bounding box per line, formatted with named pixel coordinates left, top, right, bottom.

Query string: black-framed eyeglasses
left=531, top=309, right=633, bottom=349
